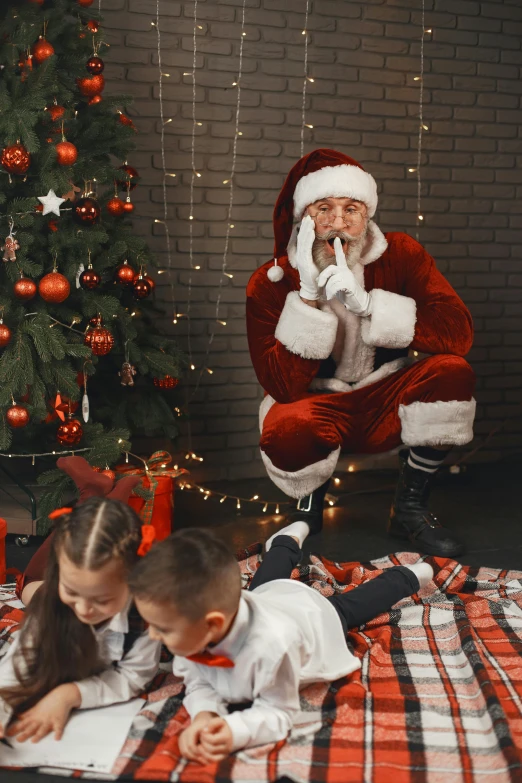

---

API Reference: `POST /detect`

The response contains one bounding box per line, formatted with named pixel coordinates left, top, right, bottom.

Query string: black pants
left=249, top=536, right=419, bottom=634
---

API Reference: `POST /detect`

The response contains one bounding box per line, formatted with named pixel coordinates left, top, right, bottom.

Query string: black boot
left=388, top=455, right=464, bottom=558
left=285, top=479, right=331, bottom=536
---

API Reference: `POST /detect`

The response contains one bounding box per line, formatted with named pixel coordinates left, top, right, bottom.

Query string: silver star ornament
left=37, top=189, right=66, bottom=217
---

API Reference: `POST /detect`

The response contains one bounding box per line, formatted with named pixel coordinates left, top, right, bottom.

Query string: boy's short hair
left=129, top=528, right=242, bottom=620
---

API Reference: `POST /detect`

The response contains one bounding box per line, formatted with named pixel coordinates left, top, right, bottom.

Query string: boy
left=129, top=525, right=432, bottom=764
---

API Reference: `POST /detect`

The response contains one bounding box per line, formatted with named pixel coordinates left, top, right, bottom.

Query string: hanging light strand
left=300, top=0, right=311, bottom=158
left=154, top=0, right=177, bottom=319
left=415, top=0, right=426, bottom=238
left=189, top=0, right=247, bottom=401
left=186, top=0, right=199, bottom=375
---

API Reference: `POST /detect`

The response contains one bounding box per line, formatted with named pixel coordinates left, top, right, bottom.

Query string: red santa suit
left=246, top=149, right=476, bottom=499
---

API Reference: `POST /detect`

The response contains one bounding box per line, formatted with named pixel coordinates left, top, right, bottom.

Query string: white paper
left=0, top=698, right=144, bottom=773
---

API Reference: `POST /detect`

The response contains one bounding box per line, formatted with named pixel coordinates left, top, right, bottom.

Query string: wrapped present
left=116, top=451, right=187, bottom=541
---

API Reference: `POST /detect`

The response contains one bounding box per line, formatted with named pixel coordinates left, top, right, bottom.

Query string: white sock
left=404, top=562, right=434, bottom=590
left=265, top=521, right=310, bottom=552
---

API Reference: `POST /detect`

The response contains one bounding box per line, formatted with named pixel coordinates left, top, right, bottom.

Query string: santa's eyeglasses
left=308, top=206, right=364, bottom=228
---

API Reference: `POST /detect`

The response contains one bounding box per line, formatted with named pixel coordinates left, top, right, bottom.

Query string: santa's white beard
left=312, top=227, right=368, bottom=273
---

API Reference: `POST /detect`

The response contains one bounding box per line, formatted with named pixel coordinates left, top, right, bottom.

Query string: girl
left=0, top=497, right=160, bottom=744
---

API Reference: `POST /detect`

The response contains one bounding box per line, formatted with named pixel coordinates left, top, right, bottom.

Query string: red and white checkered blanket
left=2, top=544, right=522, bottom=782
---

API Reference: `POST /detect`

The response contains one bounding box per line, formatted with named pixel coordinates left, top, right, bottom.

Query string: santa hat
left=268, top=149, right=378, bottom=282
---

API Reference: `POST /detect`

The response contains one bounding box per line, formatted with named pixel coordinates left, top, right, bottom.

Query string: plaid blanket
left=1, top=546, right=522, bottom=782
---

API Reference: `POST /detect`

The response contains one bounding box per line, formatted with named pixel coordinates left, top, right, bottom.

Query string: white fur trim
left=275, top=291, right=338, bottom=360
left=326, top=269, right=375, bottom=383
left=294, top=164, right=378, bottom=219
left=352, top=356, right=413, bottom=390
left=399, top=399, right=476, bottom=447
left=309, top=377, right=352, bottom=393
left=359, top=221, right=388, bottom=266
left=260, top=446, right=341, bottom=499
left=361, top=289, right=417, bottom=349
left=259, top=395, right=276, bottom=433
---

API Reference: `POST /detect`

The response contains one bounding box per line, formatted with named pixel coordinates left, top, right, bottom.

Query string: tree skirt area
left=1, top=544, right=522, bottom=783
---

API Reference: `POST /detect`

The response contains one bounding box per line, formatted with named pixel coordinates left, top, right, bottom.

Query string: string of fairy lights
left=411, top=0, right=431, bottom=240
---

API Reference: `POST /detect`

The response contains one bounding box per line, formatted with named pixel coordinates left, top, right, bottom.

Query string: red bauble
left=1, top=143, right=31, bottom=175
left=118, top=113, right=136, bottom=130
left=35, top=204, right=43, bottom=212
left=6, top=404, right=29, bottom=428
left=48, top=219, right=58, bottom=232
left=86, top=56, right=104, bottom=75
left=86, top=20, right=99, bottom=32
left=47, top=105, right=65, bottom=121
left=39, top=272, right=70, bottom=303
left=14, top=277, right=37, bottom=300
left=56, top=141, right=78, bottom=166
left=133, top=276, right=151, bottom=300
left=78, top=0, right=94, bottom=6
left=57, top=418, right=83, bottom=445
left=0, top=323, right=12, bottom=347
left=79, top=267, right=101, bottom=290
left=117, top=165, right=139, bottom=191
left=101, top=468, right=116, bottom=481
left=153, top=375, right=179, bottom=389
left=84, top=318, right=115, bottom=356
left=77, top=74, right=105, bottom=97
left=88, top=95, right=103, bottom=105
left=32, top=38, right=55, bottom=64
left=73, top=196, right=101, bottom=225
left=122, top=200, right=134, bottom=213
left=114, top=260, right=135, bottom=286
left=106, top=197, right=125, bottom=216
left=134, top=273, right=155, bottom=293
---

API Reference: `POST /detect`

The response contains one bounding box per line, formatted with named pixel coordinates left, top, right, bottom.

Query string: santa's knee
left=421, top=355, right=476, bottom=401
left=260, top=406, right=337, bottom=473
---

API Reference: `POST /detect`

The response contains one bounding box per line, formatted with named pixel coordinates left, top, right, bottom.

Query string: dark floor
left=6, top=460, right=522, bottom=577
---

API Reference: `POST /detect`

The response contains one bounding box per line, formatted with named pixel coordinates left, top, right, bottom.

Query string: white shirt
left=173, top=580, right=360, bottom=751
left=0, top=599, right=161, bottom=728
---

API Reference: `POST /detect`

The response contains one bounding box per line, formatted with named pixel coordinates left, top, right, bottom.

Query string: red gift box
left=116, top=451, right=187, bottom=542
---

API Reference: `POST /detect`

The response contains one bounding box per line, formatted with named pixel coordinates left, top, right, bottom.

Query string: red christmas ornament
left=88, top=95, right=103, bottom=105
left=14, top=276, right=37, bottom=300
left=78, top=0, right=94, bottom=6
left=86, top=56, right=104, bottom=75
left=1, top=143, right=31, bottom=175
left=117, top=165, right=139, bottom=191
left=79, top=266, right=101, bottom=290
left=32, top=38, right=55, bottom=64
left=57, top=417, right=83, bottom=445
left=73, top=196, right=101, bottom=226
left=133, top=275, right=151, bottom=300
left=106, top=197, right=125, bottom=216
left=35, top=204, right=44, bottom=212
left=6, top=404, right=29, bottom=429
left=56, top=141, right=78, bottom=166
left=0, top=321, right=12, bottom=347
left=134, top=273, right=155, bottom=293
left=77, top=74, right=105, bottom=97
left=153, top=375, right=179, bottom=389
left=101, top=468, right=116, bottom=481
left=48, top=219, right=58, bottom=232
left=114, top=260, right=135, bottom=286
left=86, top=20, right=99, bottom=32
left=39, top=272, right=70, bottom=303
left=118, top=113, right=136, bottom=131
left=122, top=200, right=134, bottom=213
left=47, top=104, right=65, bottom=121
left=84, top=319, right=115, bottom=356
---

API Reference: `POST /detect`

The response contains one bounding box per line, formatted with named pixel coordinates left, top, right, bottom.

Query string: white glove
left=317, top=237, right=372, bottom=316
left=295, top=215, right=319, bottom=301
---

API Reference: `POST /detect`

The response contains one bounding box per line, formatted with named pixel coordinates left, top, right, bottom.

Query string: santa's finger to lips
left=333, top=236, right=348, bottom=268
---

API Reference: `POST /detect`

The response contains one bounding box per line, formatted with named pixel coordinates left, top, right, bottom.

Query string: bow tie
left=187, top=650, right=235, bottom=668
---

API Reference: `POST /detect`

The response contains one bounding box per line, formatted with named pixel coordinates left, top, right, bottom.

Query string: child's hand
left=178, top=711, right=217, bottom=762
left=8, top=683, right=81, bottom=743
left=199, top=717, right=234, bottom=763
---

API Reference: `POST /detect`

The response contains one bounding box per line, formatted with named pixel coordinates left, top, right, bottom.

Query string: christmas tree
left=0, top=0, right=184, bottom=518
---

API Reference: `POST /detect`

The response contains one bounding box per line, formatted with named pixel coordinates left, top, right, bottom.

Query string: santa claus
left=246, top=149, right=476, bottom=557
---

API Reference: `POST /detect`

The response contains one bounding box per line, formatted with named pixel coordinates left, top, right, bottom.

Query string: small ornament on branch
left=46, top=102, right=65, bottom=122
left=57, top=415, right=83, bottom=445
left=0, top=318, right=12, bottom=348
left=153, top=375, right=179, bottom=389
left=101, top=466, right=116, bottom=481
left=79, top=249, right=101, bottom=290
left=133, top=273, right=151, bottom=300
left=7, top=403, right=29, bottom=429
left=86, top=56, right=104, bottom=74
left=73, top=196, right=101, bottom=225
left=106, top=196, right=125, bottom=216
left=134, top=271, right=155, bottom=293
left=2, top=220, right=19, bottom=262
left=84, top=316, right=114, bottom=356
left=37, top=188, right=65, bottom=216
left=117, top=164, right=139, bottom=191
left=1, top=142, right=31, bottom=175
left=39, top=261, right=70, bottom=303
left=123, top=195, right=134, bottom=213
left=117, top=111, right=136, bottom=131
left=77, top=74, right=105, bottom=97
left=62, top=182, right=81, bottom=202
left=56, top=139, right=78, bottom=166
left=14, top=275, right=37, bottom=301
left=79, top=369, right=90, bottom=423
left=119, top=346, right=137, bottom=386
left=31, top=37, right=55, bottom=64
left=114, top=259, right=135, bottom=286
left=88, top=95, right=103, bottom=105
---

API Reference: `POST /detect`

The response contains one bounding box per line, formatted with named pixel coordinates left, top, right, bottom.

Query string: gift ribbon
left=124, top=451, right=187, bottom=525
